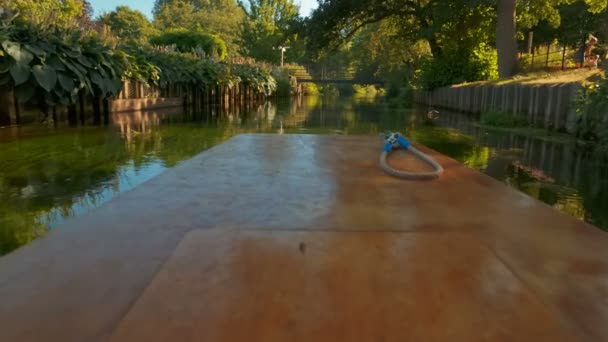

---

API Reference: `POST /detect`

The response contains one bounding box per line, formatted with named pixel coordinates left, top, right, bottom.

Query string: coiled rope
left=379, top=132, right=443, bottom=180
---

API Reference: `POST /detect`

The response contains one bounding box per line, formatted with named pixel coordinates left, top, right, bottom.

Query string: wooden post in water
left=0, top=89, right=12, bottom=126
left=67, top=104, right=77, bottom=126
left=13, top=90, right=21, bottom=125
left=52, top=106, right=57, bottom=125
left=102, top=98, right=110, bottom=125
left=79, top=92, right=85, bottom=125
left=92, top=96, right=101, bottom=125
left=191, top=86, right=197, bottom=113
left=224, top=86, right=229, bottom=108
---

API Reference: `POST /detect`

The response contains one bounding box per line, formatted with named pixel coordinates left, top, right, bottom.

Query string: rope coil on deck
left=380, top=132, right=443, bottom=180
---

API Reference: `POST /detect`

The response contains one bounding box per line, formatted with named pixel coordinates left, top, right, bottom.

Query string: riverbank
left=415, top=69, right=603, bottom=133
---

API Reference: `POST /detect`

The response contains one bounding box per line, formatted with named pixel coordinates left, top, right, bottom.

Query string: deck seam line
left=478, top=237, right=585, bottom=342
left=103, top=231, right=191, bottom=341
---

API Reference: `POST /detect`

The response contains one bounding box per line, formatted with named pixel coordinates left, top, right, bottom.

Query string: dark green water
left=1, top=95, right=607, bottom=255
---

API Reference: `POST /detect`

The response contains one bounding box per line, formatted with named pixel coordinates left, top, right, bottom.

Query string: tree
left=346, top=17, right=431, bottom=83
left=496, top=0, right=608, bottom=78
left=306, top=0, right=494, bottom=59
left=153, top=1, right=199, bottom=31
left=238, top=0, right=302, bottom=63
left=5, top=0, right=92, bottom=30
left=98, top=6, right=157, bottom=43
left=306, top=0, right=498, bottom=88
left=153, top=0, right=244, bottom=54
left=496, top=0, right=517, bottom=78
left=585, top=0, right=608, bottom=13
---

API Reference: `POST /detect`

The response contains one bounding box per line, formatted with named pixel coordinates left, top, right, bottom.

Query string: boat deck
left=0, top=134, right=606, bottom=341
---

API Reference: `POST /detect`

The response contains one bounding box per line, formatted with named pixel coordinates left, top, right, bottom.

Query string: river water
left=1, top=95, right=607, bottom=255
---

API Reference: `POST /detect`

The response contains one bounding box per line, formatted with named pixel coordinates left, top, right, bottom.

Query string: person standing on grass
left=585, top=35, right=599, bottom=68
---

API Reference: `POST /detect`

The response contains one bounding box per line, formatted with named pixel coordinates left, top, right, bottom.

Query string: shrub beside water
left=417, top=44, right=498, bottom=90
left=576, top=77, right=608, bottom=145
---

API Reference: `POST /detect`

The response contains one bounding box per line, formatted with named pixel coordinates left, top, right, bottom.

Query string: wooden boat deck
left=0, top=134, right=606, bottom=341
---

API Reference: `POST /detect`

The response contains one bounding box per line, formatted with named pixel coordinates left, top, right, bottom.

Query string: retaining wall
left=415, top=83, right=583, bottom=133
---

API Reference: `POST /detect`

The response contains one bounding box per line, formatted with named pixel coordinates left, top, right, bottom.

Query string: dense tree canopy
left=4, top=0, right=92, bottom=30
left=307, top=0, right=495, bottom=59
left=238, top=0, right=303, bottom=63
left=153, top=0, right=244, bottom=55
left=98, top=6, right=157, bottom=43
left=308, top=0, right=608, bottom=80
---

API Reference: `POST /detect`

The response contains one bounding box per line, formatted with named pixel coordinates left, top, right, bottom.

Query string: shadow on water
left=1, top=95, right=607, bottom=254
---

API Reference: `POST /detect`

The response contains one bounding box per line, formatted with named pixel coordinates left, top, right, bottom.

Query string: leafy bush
left=416, top=44, right=498, bottom=90
left=303, top=83, right=319, bottom=96
left=575, top=78, right=608, bottom=145
left=352, top=84, right=378, bottom=96
left=0, top=21, right=277, bottom=107
left=121, top=46, right=276, bottom=94
left=149, top=28, right=227, bottom=60
left=480, top=111, right=529, bottom=127
left=0, top=23, right=126, bottom=105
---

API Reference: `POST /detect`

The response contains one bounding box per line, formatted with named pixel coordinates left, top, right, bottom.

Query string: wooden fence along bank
left=0, top=80, right=270, bottom=127
left=415, top=82, right=583, bottom=133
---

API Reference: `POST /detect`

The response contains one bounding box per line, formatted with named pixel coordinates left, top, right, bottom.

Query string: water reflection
left=1, top=96, right=607, bottom=255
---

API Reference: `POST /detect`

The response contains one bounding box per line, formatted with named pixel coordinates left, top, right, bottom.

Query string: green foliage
left=480, top=111, right=529, bottom=127
left=123, top=46, right=276, bottom=93
left=0, top=207, right=48, bottom=255
left=97, top=6, right=157, bottom=43
left=303, top=83, right=319, bottom=96
left=153, top=0, right=199, bottom=30
left=153, top=0, right=244, bottom=54
left=272, top=69, right=297, bottom=96
left=238, top=0, right=303, bottom=64
left=0, top=23, right=126, bottom=105
left=4, top=0, right=92, bottom=30
left=416, top=44, right=499, bottom=90
left=307, top=0, right=495, bottom=58
left=585, top=0, right=608, bottom=13
left=150, top=28, right=227, bottom=59
left=233, top=63, right=277, bottom=93
left=517, top=0, right=567, bottom=30
left=349, top=19, right=430, bottom=83
left=352, top=84, right=379, bottom=96
left=528, top=1, right=608, bottom=48
left=575, top=78, right=608, bottom=146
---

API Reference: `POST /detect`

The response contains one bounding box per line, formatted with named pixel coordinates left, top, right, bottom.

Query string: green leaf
left=38, top=42, right=57, bottom=54
left=4, top=42, right=34, bottom=66
left=62, top=57, right=85, bottom=79
left=63, top=48, right=81, bottom=58
left=58, top=72, right=75, bottom=92
left=77, top=55, right=93, bottom=68
left=90, top=71, right=106, bottom=93
left=32, top=64, right=57, bottom=92
left=15, top=83, right=35, bottom=103
left=24, top=44, right=47, bottom=58
left=47, top=55, right=66, bottom=71
left=10, top=64, right=30, bottom=85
